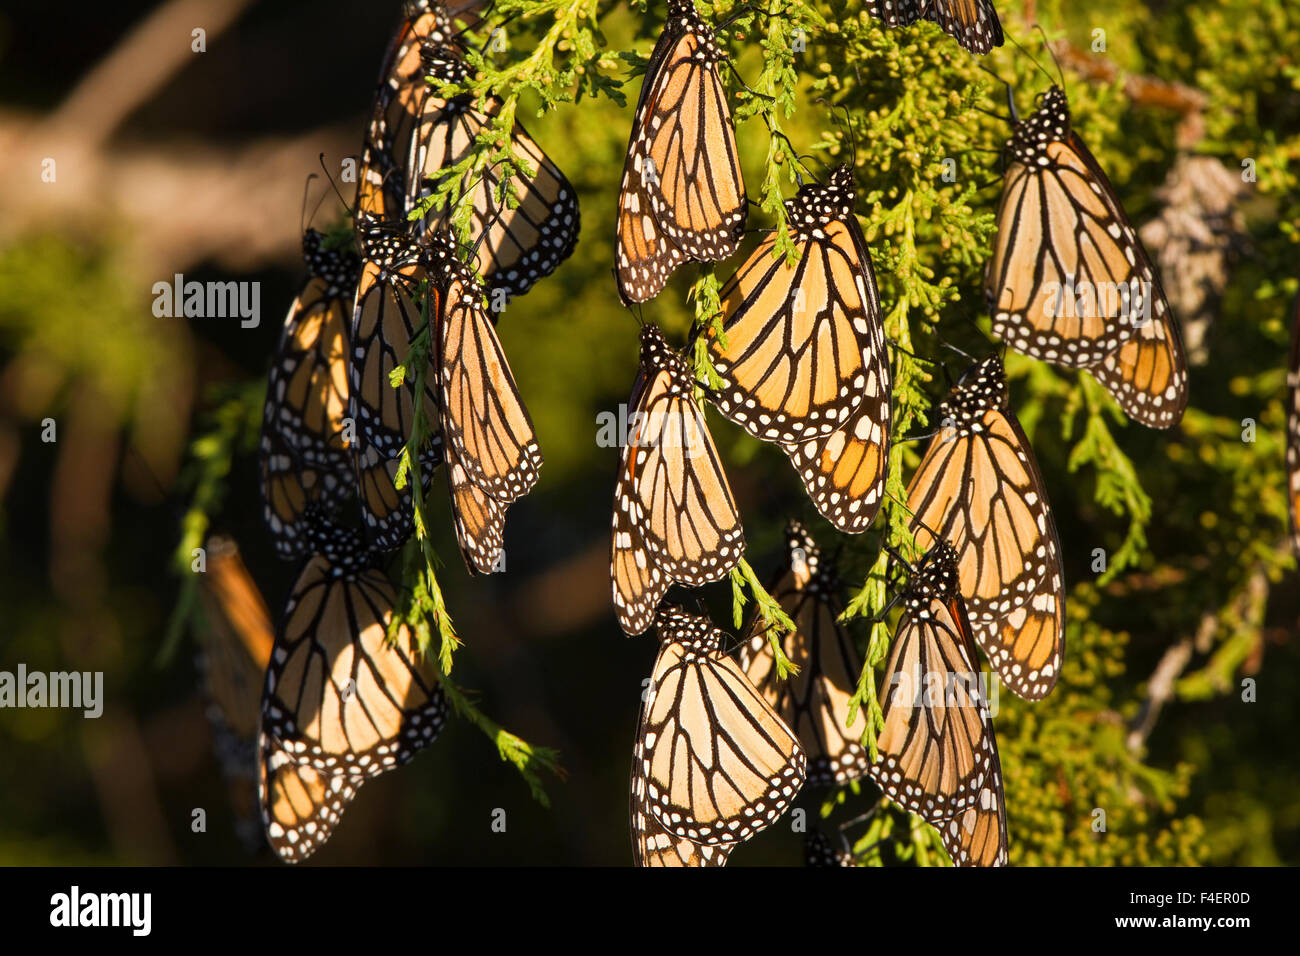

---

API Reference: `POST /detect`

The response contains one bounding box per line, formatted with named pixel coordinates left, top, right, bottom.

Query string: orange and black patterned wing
left=611, top=325, right=744, bottom=635
left=706, top=166, right=887, bottom=446
left=739, top=522, right=870, bottom=785
left=257, top=730, right=360, bottom=864
left=631, top=721, right=734, bottom=867
left=614, top=0, right=745, bottom=304
left=906, top=356, right=1065, bottom=700
left=260, top=522, right=448, bottom=780
left=986, top=91, right=1181, bottom=369
left=636, top=606, right=805, bottom=845
left=350, top=232, right=444, bottom=460
left=407, top=46, right=579, bottom=300
left=937, top=720, right=1008, bottom=866
left=923, top=0, right=1004, bottom=55
left=259, top=230, right=359, bottom=559
left=357, top=1, right=454, bottom=226
left=435, top=242, right=543, bottom=503
left=870, top=543, right=994, bottom=824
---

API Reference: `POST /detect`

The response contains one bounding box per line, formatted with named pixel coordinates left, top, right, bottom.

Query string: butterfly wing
left=437, top=265, right=543, bottom=502
left=707, top=175, right=886, bottom=445
left=740, top=528, right=870, bottom=785
left=408, top=51, right=579, bottom=299
left=937, top=722, right=1008, bottom=866
left=1089, top=312, right=1188, bottom=428
left=614, top=4, right=745, bottom=303
left=631, top=725, right=734, bottom=867
left=444, top=434, right=507, bottom=575
left=357, top=3, right=452, bottom=225
left=872, top=591, right=993, bottom=823
left=350, top=237, right=443, bottom=459
left=259, top=236, right=358, bottom=559
left=923, top=0, right=1004, bottom=55
left=907, top=405, right=1065, bottom=700
left=257, top=731, right=360, bottom=864
left=639, top=609, right=806, bottom=845
left=261, top=551, right=448, bottom=780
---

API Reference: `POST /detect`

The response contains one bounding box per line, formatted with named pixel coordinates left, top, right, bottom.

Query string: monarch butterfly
left=194, top=535, right=274, bottom=852
left=866, top=0, right=1004, bottom=55
left=704, top=164, right=891, bottom=533
left=259, top=230, right=359, bottom=560
left=614, top=0, right=746, bottom=304
left=937, top=722, right=1008, bottom=866
left=357, top=1, right=454, bottom=226
left=1287, top=294, right=1300, bottom=557
left=986, top=85, right=1188, bottom=429
left=870, top=541, right=998, bottom=824
left=611, top=324, right=745, bottom=636
left=260, top=520, right=447, bottom=783
left=632, top=605, right=806, bottom=851
left=739, top=521, right=871, bottom=786
left=431, top=227, right=543, bottom=506
left=258, top=520, right=447, bottom=862
left=350, top=229, right=444, bottom=462
left=904, top=355, right=1065, bottom=700
left=406, top=44, right=580, bottom=300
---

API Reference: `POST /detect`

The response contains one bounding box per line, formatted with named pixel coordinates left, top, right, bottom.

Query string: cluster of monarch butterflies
left=245, top=0, right=579, bottom=862
left=613, top=1, right=1186, bottom=866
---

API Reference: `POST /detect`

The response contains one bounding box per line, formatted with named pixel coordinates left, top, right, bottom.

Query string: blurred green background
left=0, top=0, right=1297, bottom=865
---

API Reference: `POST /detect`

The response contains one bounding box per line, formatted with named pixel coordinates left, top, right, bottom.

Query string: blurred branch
left=45, top=0, right=255, bottom=152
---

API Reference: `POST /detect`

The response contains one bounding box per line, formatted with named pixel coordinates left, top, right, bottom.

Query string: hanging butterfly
left=739, top=521, right=871, bottom=786
left=611, top=324, right=745, bottom=636
left=357, top=1, right=454, bottom=227
left=866, top=0, right=1004, bottom=56
left=349, top=228, right=445, bottom=462
left=985, top=85, right=1188, bottom=429
left=259, top=229, right=359, bottom=560
left=937, top=720, right=1008, bottom=866
left=869, top=541, right=999, bottom=825
left=703, top=164, right=891, bottom=534
left=631, top=605, right=806, bottom=852
left=258, top=520, right=448, bottom=863
left=406, top=44, right=580, bottom=301
left=1287, top=293, right=1300, bottom=557
left=193, top=535, right=274, bottom=853
left=614, top=0, right=746, bottom=304
left=904, top=355, right=1065, bottom=700
left=430, top=227, right=543, bottom=507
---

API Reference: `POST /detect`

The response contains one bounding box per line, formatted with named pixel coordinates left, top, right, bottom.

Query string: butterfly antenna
left=317, top=152, right=361, bottom=223
left=815, top=98, right=858, bottom=169
left=1033, top=23, right=1068, bottom=91
left=1005, top=31, right=1056, bottom=93
left=885, top=338, right=940, bottom=368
